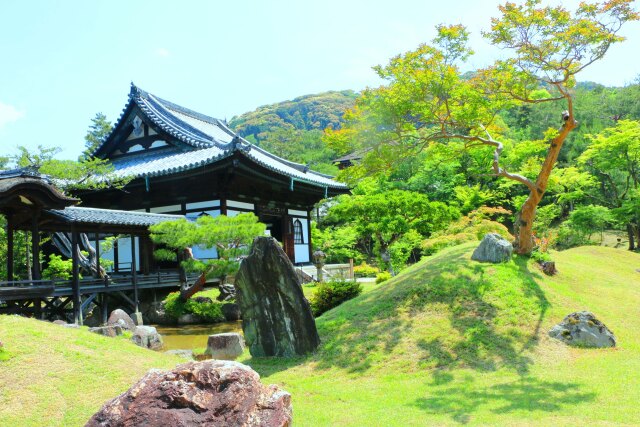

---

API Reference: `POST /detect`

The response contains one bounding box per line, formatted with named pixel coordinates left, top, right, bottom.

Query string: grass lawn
left=1, top=243, right=639, bottom=426
left=240, top=244, right=640, bottom=426
left=0, top=319, right=182, bottom=426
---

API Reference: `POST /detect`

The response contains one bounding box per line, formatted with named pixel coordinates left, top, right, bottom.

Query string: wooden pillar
left=6, top=215, right=13, bottom=281
left=113, top=239, right=119, bottom=273
left=307, top=210, right=313, bottom=263
left=31, top=216, right=42, bottom=319
left=71, top=229, right=82, bottom=325
left=94, top=232, right=100, bottom=278
left=31, top=215, right=41, bottom=280
left=101, top=294, right=108, bottom=324
left=131, top=234, right=139, bottom=313
left=220, top=198, right=228, bottom=216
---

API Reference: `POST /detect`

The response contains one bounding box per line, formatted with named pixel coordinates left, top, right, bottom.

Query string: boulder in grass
left=206, top=333, right=245, bottom=360
left=86, top=360, right=292, bottom=427
left=89, top=325, right=123, bottom=337
left=107, top=309, right=137, bottom=332
left=549, top=311, right=616, bottom=348
left=471, top=233, right=513, bottom=263
left=132, top=325, right=163, bottom=350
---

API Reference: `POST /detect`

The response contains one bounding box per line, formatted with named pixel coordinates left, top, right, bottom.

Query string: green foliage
left=311, top=221, right=362, bottom=264
left=81, top=112, right=113, bottom=160
left=310, top=279, right=363, bottom=316
left=229, top=91, right=357, bottom=174
left=41, top=254, right=73, bottom=281
left=567, top=205, right=614, bottom=241
left=375, top=271, right=392, bottom=284
left=423, top=207, right=513, bottom=255
left=353, top=262, right=380, bottom=278
left=323, top=190, right=459, bottom=271
left=230, top=90, right=357, bottom=139
left=529, top=249, right=552, bottom=263
left=388, top=229, right=423, bottom=273
left=325, top=1, right=638, bottom=254
left=162, top=291, right=226, bottom=322
left=150, top=213, right=266, bottom=279
left=10, top=144, right=129, bottom=191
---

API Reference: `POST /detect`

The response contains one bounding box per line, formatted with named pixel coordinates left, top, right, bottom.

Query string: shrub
left=422, top=207, right=513, bottom=256
left=42, top=254, right=73, bottom=280
left=311, top=280, right=363, bottom=316
left=163, top=291, right=225, bottom=322
left=353, top=262, right=379, bottom=278
left=376, top=272, right=392, bottom=284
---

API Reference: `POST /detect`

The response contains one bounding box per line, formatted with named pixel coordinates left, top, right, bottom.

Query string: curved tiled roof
left=95, top=84, right=348, bottom=190
left=46, top=206, right=184, bottom=227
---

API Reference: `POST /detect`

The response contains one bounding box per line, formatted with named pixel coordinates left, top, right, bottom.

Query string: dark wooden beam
left=6, top=215, right=13, bottom=281
left=131, top=235, right=139, bottom=313
left=71, top=229, right=82, bottom=325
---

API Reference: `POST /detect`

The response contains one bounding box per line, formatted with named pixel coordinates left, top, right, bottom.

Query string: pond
left=155, top=321, right=243, bottom=351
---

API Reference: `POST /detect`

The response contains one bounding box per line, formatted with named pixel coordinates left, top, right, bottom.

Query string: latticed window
left=293, top=219, right=304, bottom=244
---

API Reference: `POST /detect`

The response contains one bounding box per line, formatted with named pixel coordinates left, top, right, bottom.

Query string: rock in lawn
left=86, top=360, right=292, bottom=427
left=549, top=311, right=616, bottom=348
left=206, top=333, right=245, bottom=360
left=132, top=325, right=163, bottom=350
left=471, top=233, right=513, bottom=263
left=89, top=325, right=123, bottom=337
left=235, top=236, right=320, bottom=357
left=107, top=309, right=137, bottom=332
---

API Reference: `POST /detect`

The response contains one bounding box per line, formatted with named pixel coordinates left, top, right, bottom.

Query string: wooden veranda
left=0, top=169, right=194, bottom=324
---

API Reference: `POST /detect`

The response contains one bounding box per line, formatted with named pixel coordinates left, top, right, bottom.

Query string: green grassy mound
left=2, top=244, right=639, bottom=426
left=243, top=243, right=640, bottom=426
left=0, top=317, right=181, bottom=426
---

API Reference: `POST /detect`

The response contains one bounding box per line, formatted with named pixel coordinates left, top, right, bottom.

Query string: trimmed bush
left=353, top=262, right=380, bottom=278
left=163, top=291, right=226, bottom=323
left=423, top=207, right=512, bottom=256
left=311, top=280, right=363, bottom=316
left=376, top=272, right=392, bottom=284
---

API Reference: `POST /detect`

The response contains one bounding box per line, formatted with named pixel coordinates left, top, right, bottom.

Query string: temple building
left=79, top=84, right=349, bottom=268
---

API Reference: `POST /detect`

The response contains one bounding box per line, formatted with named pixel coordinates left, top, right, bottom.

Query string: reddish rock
left=86, top=360, right=292, bottom=427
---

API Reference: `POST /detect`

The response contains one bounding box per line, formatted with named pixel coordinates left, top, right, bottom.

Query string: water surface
left=155, top=321, right=243, bottom=351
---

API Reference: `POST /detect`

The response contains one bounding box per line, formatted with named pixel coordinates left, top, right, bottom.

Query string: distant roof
left=95, top=84, right=348, bottom=190
left=45, top=206, right=184, bottom=227
left=0, top=168, right=79, bottom=209
left=333, top=147, right=371, bottom=163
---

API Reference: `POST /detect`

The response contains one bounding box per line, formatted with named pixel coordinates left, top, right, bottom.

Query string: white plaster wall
left=293, top=217, right=310, bottom=263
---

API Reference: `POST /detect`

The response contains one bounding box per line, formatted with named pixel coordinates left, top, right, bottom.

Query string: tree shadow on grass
left=412, top=376, right=596, bottom=424
left=311, top=245, right=551, bottom=376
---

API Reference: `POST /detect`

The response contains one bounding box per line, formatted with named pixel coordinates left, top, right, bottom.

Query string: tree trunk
left=514, top=116, right=576, bottom=255
left=627, top=223, right=635, bottom=250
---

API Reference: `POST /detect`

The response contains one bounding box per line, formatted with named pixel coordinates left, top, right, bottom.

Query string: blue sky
left=1, top=0, right=639, bottom=159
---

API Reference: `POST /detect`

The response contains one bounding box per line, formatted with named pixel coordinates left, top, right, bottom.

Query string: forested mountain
left=228, top=91, right=357, bottom=174
left=229, top=90, right=357, bottom=141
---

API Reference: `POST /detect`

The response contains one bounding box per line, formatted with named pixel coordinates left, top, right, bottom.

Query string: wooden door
left=283, top=216, right=295, bottom=262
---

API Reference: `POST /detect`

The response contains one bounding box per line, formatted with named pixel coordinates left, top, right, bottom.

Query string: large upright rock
left=86, top=360, right=292, bottom=427
left=235, top=237, right=320, bottom=357
left=471, top=233, right=513, bottom=263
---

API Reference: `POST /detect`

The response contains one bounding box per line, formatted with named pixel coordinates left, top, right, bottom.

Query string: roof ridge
left=66, top=205, right=183, bottom=218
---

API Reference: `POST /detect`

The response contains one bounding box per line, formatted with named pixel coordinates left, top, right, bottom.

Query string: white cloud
left=0, top=102, right=25, bottom=129
left=155, top=47, right=170, bottom=57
